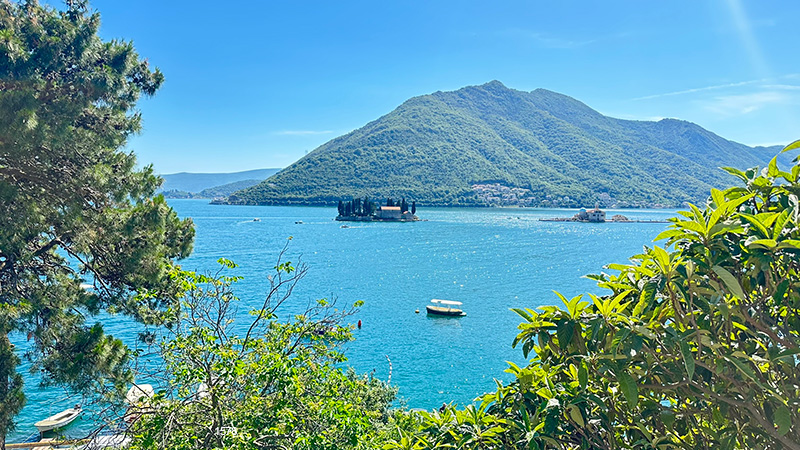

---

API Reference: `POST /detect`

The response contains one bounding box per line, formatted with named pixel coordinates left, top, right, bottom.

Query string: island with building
left=540, top=205, right=667, bottom=223
left=336, top=197, right=420, bottom=222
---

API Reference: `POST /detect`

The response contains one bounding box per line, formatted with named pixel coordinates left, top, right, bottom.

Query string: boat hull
left=34, top=408, right=80, bottom=432
left=426, top=305, right=466, bottom=317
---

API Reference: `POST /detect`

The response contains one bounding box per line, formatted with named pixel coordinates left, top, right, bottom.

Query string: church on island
left=336, top=197, right=420, bottom=222
left=572, top=205, right=606, bottom=222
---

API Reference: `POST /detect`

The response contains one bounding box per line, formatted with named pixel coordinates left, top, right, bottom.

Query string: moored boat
left=426, top=299, right=466, bottom=317
left=34, top=406, right=81, bottom=432
left=125, top=383, right=154, bottom=405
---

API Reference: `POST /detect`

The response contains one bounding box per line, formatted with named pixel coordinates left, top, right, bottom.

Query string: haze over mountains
left=222, top=81, right=786, bottom=208
left=159, top=168, right=280, bottom=198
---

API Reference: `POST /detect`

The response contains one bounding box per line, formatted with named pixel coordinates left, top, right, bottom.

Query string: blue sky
left=81, top=0, right=800, bottom=173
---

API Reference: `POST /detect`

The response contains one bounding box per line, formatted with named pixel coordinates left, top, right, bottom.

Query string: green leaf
left=653, top=229, right=687, bottom=242
left=578, top=361, right=588, bottom=390
left=774, top=404, right=791, bottom=436
left=738, top=213, right=770, bottom=239
left=633, top=282, right=656, bottom=316
left=567, top=404, right=584, bottom=427
left=680, top=340, right=695, bottom=380
left=712, top=266, right=747, bottom=300
left=710, top=188, right=726, bottom=207
left=721, top=166, right=748, bottom=182
left=747, top=239, right=778, bottom=250
left=767, top=156, right=780, bottom=177
left=511, top=308, right=533, bottom=322
left=617, top=371, right=638, bottom=408
left=781, top=139, right=800, bottom=153
left=557, top=320, right=575, bottom=349
left=776, top=239, right=800, bottom=250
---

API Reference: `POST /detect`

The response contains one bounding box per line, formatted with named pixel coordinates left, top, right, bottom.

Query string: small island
left=336, top=197, right=420, bottom=222
left=540, top=205, right=667, bottom=223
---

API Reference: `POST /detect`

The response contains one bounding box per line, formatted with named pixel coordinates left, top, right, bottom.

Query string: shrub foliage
left=383, top=144, right=800, bottom=449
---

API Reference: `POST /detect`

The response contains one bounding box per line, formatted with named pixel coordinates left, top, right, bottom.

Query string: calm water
left=9, top=202, right=677, bottom=441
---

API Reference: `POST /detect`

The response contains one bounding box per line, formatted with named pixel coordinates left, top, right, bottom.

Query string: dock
left=5, top=439, right=88, bottom=449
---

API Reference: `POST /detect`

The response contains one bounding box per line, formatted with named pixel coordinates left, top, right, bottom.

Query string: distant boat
left=34, top=406, right=81, bottom=432
left=426, top=299, right=466, bottom=317
left=340, top=224, right=350, bottom=228
left=125, top=384, right=154, bottom=405
left=253, top=218, right=260, bottom=222
left=295, top=221, right=303, bottom=224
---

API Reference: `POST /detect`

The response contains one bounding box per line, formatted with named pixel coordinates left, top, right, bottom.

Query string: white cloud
left=632, top=79, right=768, bottom=101
left=702, top=91, right=790, bottom=116
left=273, top=130, right=333, bottom=136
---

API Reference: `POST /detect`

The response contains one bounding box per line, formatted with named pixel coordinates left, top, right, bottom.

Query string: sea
left=8, top=201, right=678, bottom=442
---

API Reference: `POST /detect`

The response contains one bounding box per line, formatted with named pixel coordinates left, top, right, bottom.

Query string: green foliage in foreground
left=0, top=1, right=193, bottom=447
left=129, top=252, right=397, bottom=450
left=383, top=144, right=800, bottom=449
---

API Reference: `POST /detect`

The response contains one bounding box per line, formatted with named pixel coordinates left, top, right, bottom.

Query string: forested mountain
left=160, top=168, right=280, bottom=194
left=224, top=81, right=786, bottom=207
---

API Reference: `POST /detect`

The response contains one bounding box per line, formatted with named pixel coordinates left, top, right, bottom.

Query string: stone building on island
left=573, top=205, right=606, bottom=222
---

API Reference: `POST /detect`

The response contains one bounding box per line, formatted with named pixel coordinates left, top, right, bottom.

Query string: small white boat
left=34, top=406, right=81, bottom=432
left=125, top=384, right=154, bottom=405
left=426, top=299, right=466, bottom=317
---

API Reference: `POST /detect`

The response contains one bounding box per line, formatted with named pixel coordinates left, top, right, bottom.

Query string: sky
left=72, top=0, right=800, bottom=173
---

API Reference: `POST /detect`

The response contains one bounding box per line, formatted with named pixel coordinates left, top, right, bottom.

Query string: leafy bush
left=382, top=143, right=800, bottom=449
left=128, top=248, right=396, bottom=450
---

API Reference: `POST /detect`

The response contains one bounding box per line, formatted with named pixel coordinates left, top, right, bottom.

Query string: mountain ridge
left=159, top=168, right=281, bottom=194
left=224, top=81, right=787, bottom=208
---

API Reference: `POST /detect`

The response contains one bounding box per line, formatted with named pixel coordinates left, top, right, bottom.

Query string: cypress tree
left=338, top=200, right=344, bottom=216
left=411, top=201, right=416, bottom=215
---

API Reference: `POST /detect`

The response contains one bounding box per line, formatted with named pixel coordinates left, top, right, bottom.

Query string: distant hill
left=224, top=82, right=788, bottom=208
left=162, top=179, right=265, bottom=199
left=159, top=168, right=281, bottom=194
left=199, top=179, right=264, bottom=198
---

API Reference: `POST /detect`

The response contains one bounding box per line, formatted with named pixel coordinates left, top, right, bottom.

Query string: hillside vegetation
left=226, top=82, right=786, bottom=207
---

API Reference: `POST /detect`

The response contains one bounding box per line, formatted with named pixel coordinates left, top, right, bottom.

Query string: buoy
left=415, top=309, right=420, bottom=314
left=357, top=319, right=362, bottom=329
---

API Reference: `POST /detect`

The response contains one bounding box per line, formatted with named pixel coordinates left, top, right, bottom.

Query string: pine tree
left=0, top=2, right=194, bottom=446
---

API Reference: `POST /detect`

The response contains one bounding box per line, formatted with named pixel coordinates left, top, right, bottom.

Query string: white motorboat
left=34, top=406, right=81, bottom=432
left=426, top=299, right=466, bottom=317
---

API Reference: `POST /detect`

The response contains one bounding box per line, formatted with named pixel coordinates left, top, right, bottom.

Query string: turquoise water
left=9, top=202, right=676, bottom=441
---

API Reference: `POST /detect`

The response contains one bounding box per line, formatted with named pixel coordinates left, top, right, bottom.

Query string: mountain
left=159, top=168, right=281, bottom=194
left=224, top=82, right=788, bottom=208
left=162, top=179, right=265, bottom=199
